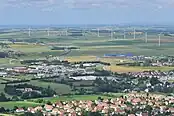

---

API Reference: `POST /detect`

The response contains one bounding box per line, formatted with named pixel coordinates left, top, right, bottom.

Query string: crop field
left=30, top=80, right=72, bottom=95
left=42, top=95, right=113, bottom=103
left=0, top=101, right=41, bottom=109
left=33, top=93, right=124, bottom=103
left=105, top=65, right=174, bottom=73
left=0, top=94, right=124, bottom=109
left=10, top=44, right=50, bottom=53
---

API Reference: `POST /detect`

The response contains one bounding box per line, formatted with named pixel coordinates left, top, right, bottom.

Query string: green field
left=30, top=80, right=72, bottom=95
left=40, top=95, right=115, bottom=103
left=0, top=94, right=124, bottom=109
left=0, top=101, right=41, bottom=109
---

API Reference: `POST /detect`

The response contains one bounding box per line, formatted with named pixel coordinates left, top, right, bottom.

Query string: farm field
left=40, top=94, right=115, bottom=103
left=30, top=80, right=72, bottom=95
left=0, top=94, right=124, bottom=109
left=105, top=65, right=174, bottom=73
left=0, top=101, right=41, bottom=109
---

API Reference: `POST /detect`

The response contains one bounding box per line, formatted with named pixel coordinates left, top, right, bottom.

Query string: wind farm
left=0, top=25, right=174, bottom=60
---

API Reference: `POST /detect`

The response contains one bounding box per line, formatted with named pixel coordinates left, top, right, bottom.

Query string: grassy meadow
left=30, top=80, right=72, bottom=95
left=0, top=94, right=124, bottom=109
left=0, top=101, right=41, bottom=109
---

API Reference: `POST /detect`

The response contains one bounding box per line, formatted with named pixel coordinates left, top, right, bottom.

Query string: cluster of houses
left=127, top=70, right=174, bottom=81
left=104, top=54, right=174, bottom=67
left=15, top=93, right=174, bottom=116
left=0, top=61, right=99, bottom=79
left=130, top=55, right=174, bottom=67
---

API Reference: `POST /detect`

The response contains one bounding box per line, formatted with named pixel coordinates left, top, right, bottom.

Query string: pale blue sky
left=0, top=0, right=174, bottom=25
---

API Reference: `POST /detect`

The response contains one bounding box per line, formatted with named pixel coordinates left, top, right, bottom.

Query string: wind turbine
left=47, top=27, right=50, bottom=36
left=133, top=28, right=136, bottom=39
left=145, top=32, right=148, bottom=43
left=65, top=27, right=68, bottom=36
left=28, top=27, right=31, bottom=37
left=97, top=28, right=100, bottom=37
left=124, top=29, right=126, bottom=39
left=110, top=28, right=113, bottom=39
left=82, top=27, right=86, bottom=38
left=158, top=33, right=162, bottom=47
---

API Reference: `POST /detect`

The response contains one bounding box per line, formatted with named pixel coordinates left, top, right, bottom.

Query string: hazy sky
left=0, top=0, right=174, bottom=25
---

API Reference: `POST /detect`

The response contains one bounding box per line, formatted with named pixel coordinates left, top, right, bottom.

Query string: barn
left=0, top=52, right=8, bottom=58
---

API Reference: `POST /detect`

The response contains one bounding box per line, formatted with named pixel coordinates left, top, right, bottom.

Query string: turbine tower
left=47, top=27, right=50, bottom=36
left=158, top=33, right=161, bottom=47
left=97, top=28, right=100, bottom=37
left=145, top=32, right=148, bottom=43
left=28, top=27, right=31, bottom=37
left=110, top=28, right=113, bottom=39
left=133, top=28, right=136, bottom=40
left=82, top=27, right=85, bottom=37
left=65, top=27, right=68, bottom=36
left=124, top=29, right=126, bottom=39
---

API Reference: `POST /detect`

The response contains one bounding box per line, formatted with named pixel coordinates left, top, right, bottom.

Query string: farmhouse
left=0, top=72, right=7, bottom=77
left=16, top=108, right=24, bottom=113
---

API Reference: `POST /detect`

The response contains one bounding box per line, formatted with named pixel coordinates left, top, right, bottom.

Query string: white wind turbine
left=110, top=28, right=113, bottom=39
left=124, top=29, right=126, bottom=39
left=133, top=28, right=136, bottom=39
left=97, top=28, right=100, bottom=37
left=145, top=32, right=148, bottom=43
left=28, top=27, right=31, bottom=37
left=47, top=27, right=50, bottom=36
left=158, top=33, right=162, bottom=47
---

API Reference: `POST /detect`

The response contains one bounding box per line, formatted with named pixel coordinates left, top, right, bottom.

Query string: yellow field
left=65, top=56, right=97, bottom=62
left=10, top=43, right=44, bottom=48
left=66, top=56, right=133, bottom=64
left=105, top=65, right=174, bottom=73
left=10, top=43, right=50, bottom=53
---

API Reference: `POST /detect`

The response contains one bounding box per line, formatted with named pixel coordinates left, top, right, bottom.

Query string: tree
left=11, top=96, right=20, bottom=101
left=150, top=77, right=160, bottom=86
left=46, top=101, right=52, bottom=105
left=87, top=111, right=102, bottom=116
left=13, top=106, right=18, bottom=111
left=79, top=88, right=86, bottom=95
left=35, top=111, right=44, bottom=116
left=145, top=105, right=153, bottom=115
left=0, top=107, right=6, bottom=113
left=0, top=93, right=8, bottom=102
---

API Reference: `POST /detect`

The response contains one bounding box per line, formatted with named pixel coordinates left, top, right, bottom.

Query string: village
left=14, top=92, right=174, bottom=116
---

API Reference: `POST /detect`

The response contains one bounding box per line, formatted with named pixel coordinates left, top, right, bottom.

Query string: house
left=27, top=107, right=35, bottom=113
left=128, top=114, right=135, bottom=116
left=132, top=98, right=141, bottom=105
left=44, top=104, right=53, bottom=112
left=168, top=107, right=174, bottom=113
left=0, top=72, right=7, bottom=77
left=51, top=108, right=59, bottom=115
left=16, top=108, right=24, bottom=113
left=34, top=106, right=43, bottom=112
